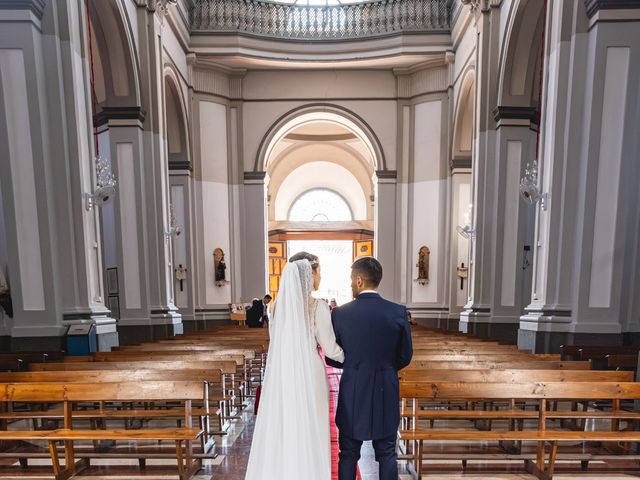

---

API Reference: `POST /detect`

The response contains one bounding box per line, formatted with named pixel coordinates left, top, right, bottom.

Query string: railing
left=191, top=0, right=451, bottom=39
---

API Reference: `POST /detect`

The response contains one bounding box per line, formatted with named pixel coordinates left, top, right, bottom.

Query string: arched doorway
left=260, top=107, right=380, bottom=304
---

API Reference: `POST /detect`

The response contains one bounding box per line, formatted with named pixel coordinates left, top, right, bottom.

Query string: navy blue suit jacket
left=326, top=292, right=413, bottom=440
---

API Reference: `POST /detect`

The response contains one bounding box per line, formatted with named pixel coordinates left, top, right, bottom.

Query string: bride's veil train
left=245, top=260, right=330, bottom=479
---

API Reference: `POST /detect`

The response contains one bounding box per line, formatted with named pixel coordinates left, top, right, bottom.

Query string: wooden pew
left=0, top=369, right=226, bottom=437
left=398, top=368, right=634, bottom=383
left=406, top=360, right=591, bottom=370
left=0, top=381, right=204, bottom=480
left=607, top=354, right=638, bottom=371
left=29, top=360, right=242, bottom=421
left=399, top=381, right=640, bottom=479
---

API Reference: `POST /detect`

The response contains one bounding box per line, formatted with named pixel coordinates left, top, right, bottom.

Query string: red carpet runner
left=326, top=360, right=362, bottom=480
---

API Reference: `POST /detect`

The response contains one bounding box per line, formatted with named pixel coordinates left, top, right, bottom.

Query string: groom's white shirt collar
left=359, top=290, right=378, bottom=295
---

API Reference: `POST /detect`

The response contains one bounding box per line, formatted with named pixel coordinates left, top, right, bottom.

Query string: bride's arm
left=315, top=301, right=345, bottom=363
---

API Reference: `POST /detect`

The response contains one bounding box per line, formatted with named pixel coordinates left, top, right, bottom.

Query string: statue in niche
left=415, top=246, right=430, bottom=286
left=213, top=248, right=228, bottom=286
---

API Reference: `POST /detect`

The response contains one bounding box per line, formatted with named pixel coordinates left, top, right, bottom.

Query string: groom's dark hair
left=351, top=257, right=383, bottom=288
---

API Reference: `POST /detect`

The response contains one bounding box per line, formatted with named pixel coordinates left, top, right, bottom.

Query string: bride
left=245, top=252, right=345, bottom=480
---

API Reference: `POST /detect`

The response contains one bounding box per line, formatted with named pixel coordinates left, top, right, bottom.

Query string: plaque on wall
left=107, top=295, right=120, bottom=319
left=106, top=268, right=119, bottom=296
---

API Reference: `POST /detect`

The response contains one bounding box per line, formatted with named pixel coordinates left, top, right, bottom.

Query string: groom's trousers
left=338, top=432, right=398, bottom=480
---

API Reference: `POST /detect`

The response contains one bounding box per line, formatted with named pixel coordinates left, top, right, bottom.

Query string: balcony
left=190, top=0, right=452, bottom=40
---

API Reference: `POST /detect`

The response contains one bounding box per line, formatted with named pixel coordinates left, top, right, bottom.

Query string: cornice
left=0, top=0, right=46, bottom=19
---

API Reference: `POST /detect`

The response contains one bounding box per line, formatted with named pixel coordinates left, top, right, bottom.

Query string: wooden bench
left=405, top=360, right=591, bottom=370
left=399, top=381, right=640, bottom=479
left=0, top=381, right=204, bottom=480
left=29, top=360, right=243, bottom=420
left=607, top=354, right=638, bottom=371
left=0, top=369, right=227, bottom=438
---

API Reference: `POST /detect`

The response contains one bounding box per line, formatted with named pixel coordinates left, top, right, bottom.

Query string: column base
left=118, top=322, right=184, bottom=345
left=460, top=321, right=519, bottom=344
left=409, top=308, right=451, bottom=330
left=517, top=328, right=624, bottom=354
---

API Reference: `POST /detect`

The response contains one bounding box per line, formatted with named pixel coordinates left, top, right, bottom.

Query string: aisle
left=326, top=362, right=362, bottom=480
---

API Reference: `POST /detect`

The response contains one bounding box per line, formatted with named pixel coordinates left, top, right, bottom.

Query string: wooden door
left=268, top=241, right=287, bottom=299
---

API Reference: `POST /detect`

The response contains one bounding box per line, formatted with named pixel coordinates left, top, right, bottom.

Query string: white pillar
left=0, top=0, right=118, bottom=350
left=459, top=4, right=503, bottom=339
left=519, top=1, right=640, bottom=351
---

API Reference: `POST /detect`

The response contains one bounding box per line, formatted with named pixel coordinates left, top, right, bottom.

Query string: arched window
left=288, top=189, right=353, bottom=222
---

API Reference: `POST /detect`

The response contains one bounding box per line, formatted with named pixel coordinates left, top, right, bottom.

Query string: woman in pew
left=246, top=252, right=344, bottom=480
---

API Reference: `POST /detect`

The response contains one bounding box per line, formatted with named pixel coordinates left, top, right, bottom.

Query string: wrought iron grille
left=191, top=0, right=451, bottom=39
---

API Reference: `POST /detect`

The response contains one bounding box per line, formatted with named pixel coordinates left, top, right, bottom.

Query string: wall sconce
left=85, top=156, right=117, bottom=211
left=155, top=0, right=178, bottom=15
left=519, top=160, right=549, bottom=210
left=164, top=204, right=182, bottom=238
left=456, top=203, right=475, bottom=239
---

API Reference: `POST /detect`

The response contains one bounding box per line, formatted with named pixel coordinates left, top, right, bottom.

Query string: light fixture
left=155, top=0, right=178, bottom=15
left=165, top=204, right=182, bottom=238
left=456, top=203, right=475, bottom=239
left=85, top=156, right=117, bottom=211
left=519, top=160, right=549, bottom=210
left=456, top=224, right=475, bottom=239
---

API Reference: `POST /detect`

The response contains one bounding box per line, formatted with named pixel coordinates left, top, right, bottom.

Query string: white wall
left=197, top=101, right=231, bottom=305
left=411, top=100, right=446, bottom=305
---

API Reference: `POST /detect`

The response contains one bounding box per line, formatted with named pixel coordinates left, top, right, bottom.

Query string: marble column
left=169, top=169, right=196, bottom=330
left=376, top=172, right=398, bottom=301
left=519, top=1, right=640, bottom=351
left=0, top=0, right=118, bottom=350
left=241, top=174, right=268, bottom=309
left=459, top=3, right=503, bottom=340
left=488, top=110, right=537, bottom=343
left=116, top=2, right=182, bottom=343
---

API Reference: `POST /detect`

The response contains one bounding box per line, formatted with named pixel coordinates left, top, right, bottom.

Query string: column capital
left=584, top=0, right=640, bottom=19
left=0, top=0, right=45, bottom=19
left=94, top=106, right=146, bottom=128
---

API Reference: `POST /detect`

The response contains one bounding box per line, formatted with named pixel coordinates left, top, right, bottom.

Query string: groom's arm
left=396, top=308, right=413, bottom=371
left=325, top=308, right=344, bottom=369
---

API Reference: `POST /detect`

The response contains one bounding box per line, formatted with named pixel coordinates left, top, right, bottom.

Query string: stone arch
left=452, top=68, right=475, bottom=165
left=163, top=65, right=190, bottom=168
left=255, top=103, right=385, bottom=173
left=497, top=0, right=545, bottom=108
left=88, top=0, right=141, bottom=109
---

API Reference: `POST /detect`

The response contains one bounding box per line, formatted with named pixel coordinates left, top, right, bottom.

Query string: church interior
left=0, top=0, right=640, bottom=478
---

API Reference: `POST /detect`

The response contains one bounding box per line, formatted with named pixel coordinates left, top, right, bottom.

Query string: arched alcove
left=452, top=69, right=475, bottom=166
left=498, top=0, right=545, bottom=109
left=88, top=0, right=141, bottom=109
left=164, top=69, right=190, bottom=168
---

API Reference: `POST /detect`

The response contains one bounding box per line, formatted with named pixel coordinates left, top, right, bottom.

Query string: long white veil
left=245, top=260, right=329, bottom=479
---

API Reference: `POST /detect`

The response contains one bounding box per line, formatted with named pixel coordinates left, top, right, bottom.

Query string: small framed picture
left=107, top=295, right=120, bottom=319
left=106, top=268, right=119, bottom=295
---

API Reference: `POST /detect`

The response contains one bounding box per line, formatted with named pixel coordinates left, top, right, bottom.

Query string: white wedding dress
left=245, top=260, right=345, bottom=480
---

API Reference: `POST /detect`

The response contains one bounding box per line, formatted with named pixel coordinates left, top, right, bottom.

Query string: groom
left=326, top=257, right=413, bottom=480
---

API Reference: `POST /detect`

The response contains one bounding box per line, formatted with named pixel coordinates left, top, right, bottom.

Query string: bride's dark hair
left=289, top=251, right=320, bottom=271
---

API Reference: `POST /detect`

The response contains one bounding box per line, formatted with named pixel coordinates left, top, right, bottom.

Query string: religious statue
left=213, top=248, right=228, bottom=286
left=456, top=262, right=468, bottom=290
left=415, top=246, right=430, bottom=285
left=175, top=264, right=187, bottom=292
